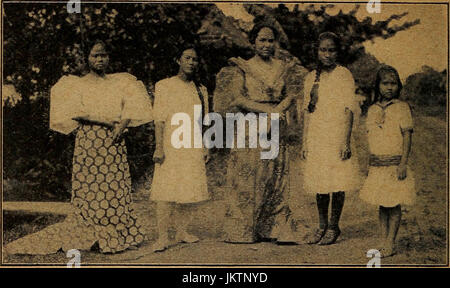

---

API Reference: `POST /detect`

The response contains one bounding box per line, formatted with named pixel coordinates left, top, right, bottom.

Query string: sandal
left=306, top=228, right=327, bottom=245
left=318, top=228, right=341, bottom=245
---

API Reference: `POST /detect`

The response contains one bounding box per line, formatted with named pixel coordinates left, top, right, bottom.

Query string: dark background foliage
left=2, top=3, right=445, bottom=201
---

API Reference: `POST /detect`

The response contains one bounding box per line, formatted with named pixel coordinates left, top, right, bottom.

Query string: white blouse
left=50, top=73, right=153, bottom=135
left=366, top=100, right=413, bottom=156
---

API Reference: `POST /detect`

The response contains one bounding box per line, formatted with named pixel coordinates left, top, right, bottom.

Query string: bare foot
left=176, top=231, right=199, bottom=244
left=151, top=238, right=170, bottom=252
left=380, top=243, right=396, bottom=258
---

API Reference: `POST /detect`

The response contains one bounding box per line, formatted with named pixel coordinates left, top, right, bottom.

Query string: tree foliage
left=403, top=66, right=448, bottom=106
left=2, top=3, right=422, bottom=200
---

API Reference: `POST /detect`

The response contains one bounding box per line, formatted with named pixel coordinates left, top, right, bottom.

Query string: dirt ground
left=3, top=108, right=448, bottom=266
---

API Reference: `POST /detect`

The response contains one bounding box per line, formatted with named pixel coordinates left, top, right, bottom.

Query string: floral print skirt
left=222, top=142, right=293, bottom=243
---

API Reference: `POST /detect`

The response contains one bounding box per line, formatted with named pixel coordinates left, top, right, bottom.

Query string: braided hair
left=308, top=32, right=341, bottom=113
left=176, top=45, right=206, bottom=119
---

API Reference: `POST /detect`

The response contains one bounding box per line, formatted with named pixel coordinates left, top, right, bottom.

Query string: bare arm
left=344, top=109, right=354, bottom=146
left=397, top=130, right=412, bottom=180
left=233, top=96, right=276, bottom=114
left=72, top=115, right=116, bottom=129
left=300, top=111, right=309, bottom=159
left=112, top=119, right=131, bottom=142
left=400, top=130, right=412, bottom=165
left=274, top=93, right=296, bottom=114
left=153, top=121, right=165, bottom=164
left=340, top=108, right=354, bottom=160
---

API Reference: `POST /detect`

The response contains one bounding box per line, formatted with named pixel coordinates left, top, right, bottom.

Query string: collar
left=375, top=99, right=399, bottom=109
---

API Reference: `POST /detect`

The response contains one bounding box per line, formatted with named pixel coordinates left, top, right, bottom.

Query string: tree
left=403, top=66, right=447, bottom=106
left=2, top=3, right=420, bottom=200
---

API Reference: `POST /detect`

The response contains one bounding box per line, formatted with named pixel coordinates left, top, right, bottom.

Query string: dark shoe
left=318, top=228, right=341, bottom=245
left=306, top=228, right=327, bottom=245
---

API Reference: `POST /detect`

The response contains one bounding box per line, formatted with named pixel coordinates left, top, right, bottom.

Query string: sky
left=216, top=2, right=448, bottom=80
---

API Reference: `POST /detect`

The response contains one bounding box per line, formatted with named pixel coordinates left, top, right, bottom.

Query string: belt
left=369, top=154, right=402, bottom=167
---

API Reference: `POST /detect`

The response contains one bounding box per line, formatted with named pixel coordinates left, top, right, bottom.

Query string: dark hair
left=176, top=43, right=199, bottom=60
left=308, top=32, right=342, bottom=113
left=318, top=32, right=341, bottom=51
left=374, top=65, right=403, bottom=103
left=316, top=32, right=342, bottom=66
left=174, top=43, right=206, bottom=118
left=84, top=39, right=109, bottom=57
left=249, top=22, right=279, bottom=44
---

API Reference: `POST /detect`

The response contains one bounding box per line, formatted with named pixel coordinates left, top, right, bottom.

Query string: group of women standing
left=5, top=21, right=415, bottom=259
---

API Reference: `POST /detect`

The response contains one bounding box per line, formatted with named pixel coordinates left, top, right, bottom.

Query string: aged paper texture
left=1, top=0, right=448, bottom=268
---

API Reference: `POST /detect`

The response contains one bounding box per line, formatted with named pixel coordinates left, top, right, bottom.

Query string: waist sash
left=369, top=154, right=402, bottom=167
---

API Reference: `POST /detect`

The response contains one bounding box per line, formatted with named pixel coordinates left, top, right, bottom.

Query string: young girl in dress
left=150, top=46, right=210, bottom=252
left=300, top=32, right=361, bottom=245
left=360, top=65, right=415, bottom=257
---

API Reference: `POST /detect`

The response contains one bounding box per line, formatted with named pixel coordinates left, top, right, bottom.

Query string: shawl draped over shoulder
left=213, top=57, right=308, bottom=118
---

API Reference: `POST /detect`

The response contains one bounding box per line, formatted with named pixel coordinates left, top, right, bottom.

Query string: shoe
left=318, top=228, right=341, bottom=245
left=175, top=231, right=199, bottom=244
left=306, top=228, right=327, bottom=245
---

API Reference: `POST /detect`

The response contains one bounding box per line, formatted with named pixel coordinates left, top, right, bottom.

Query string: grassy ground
left=3, top=106, right=447, bottom=266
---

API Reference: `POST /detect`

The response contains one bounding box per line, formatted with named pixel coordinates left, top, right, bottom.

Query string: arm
left=233, top=96, right=276, bottom=114
left=397, top=130, right=412, bottom=180
left=112, top=119, right=131, bottom=142
left=153, top=121, right=165, bottom=164
left=340, top=108, right=354, bottom=160
left=274, top=92, right=296, bottom=114
left=72, top=115, right=117, bottom=129
left=300, top=111, right=309, bottom=160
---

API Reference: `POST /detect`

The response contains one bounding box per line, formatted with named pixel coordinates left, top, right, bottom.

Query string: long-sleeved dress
left=214, top=57, right=306, bottom=243
left=5, top=72, right=153, bottom=254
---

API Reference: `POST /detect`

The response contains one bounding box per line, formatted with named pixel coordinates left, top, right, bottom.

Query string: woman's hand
left=72, top=114, right=89, bottom=122
left=204, top=149, right=211, bottom=164
left=300, top=148, right=308, bottom=160
left=112, top=122, right=125, bottom=143
left=340, top=143, right=352, bottom=160
left=397, top=163, right=407, bottom=180
left=153, top=148, right=165, bottom=164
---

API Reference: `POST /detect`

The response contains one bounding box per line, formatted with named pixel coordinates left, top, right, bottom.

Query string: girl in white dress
left=300, top=32, right=361, bottom=245
left=150, top=46, right=209, bottom=252
left=360, top=65, right=415, bottom=257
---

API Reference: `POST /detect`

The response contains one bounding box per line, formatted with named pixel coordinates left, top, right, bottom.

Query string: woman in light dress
left=5, top=41, right=153, bottom=255
left=150, top=46, right=210, bottom=252
left=300, top=32, right=361, bottom=245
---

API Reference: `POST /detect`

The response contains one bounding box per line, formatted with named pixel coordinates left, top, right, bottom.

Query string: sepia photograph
left=1, top=0, right=448, bottom=268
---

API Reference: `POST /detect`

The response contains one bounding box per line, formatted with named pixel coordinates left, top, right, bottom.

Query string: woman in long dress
left=150, top=46, right=210, bottom=252
left=214, top=22, right=305, bottom=244
left=4, top=41, right=153, bottom=255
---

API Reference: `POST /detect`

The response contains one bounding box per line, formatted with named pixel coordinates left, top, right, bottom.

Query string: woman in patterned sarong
left=214, top=22, right=307, bottom=243
left=4, top=41, right=153, bottom=255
